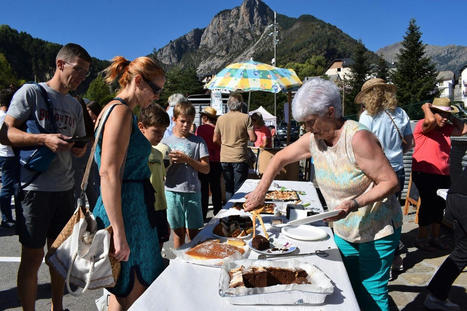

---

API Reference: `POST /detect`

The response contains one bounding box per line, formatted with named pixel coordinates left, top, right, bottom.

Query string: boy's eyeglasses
left=142, top=76, right=162, bottom=96
left=64, top=61, right=90, bottom=78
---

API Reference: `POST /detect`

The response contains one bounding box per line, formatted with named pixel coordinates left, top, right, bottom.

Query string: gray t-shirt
left=8, top=82, right=85, bottom=191
left=162, top=133, right=209, bottom=193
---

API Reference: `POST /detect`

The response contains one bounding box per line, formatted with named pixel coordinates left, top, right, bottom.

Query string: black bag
left=18, top=84, right=58, bottom=172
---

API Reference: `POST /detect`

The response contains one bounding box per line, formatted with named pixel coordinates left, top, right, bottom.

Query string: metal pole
left=273, top=11, right=277, bottom=118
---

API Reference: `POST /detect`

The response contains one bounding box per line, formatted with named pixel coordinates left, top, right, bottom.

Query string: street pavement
left=0, top=204, right=466, bottom=311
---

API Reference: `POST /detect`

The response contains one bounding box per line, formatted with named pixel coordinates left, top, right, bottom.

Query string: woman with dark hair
left=93, top=55, right=166, bottom=310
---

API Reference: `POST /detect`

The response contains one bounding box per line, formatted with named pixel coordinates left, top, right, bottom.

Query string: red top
left=254, top=125, right=272, bottom=148
left=196, top=124, right=220, bottom=162
left=412, top=120, right=453, bottom=175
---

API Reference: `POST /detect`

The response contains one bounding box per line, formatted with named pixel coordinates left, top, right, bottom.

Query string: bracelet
left=351, top=199, right=360, bottom=211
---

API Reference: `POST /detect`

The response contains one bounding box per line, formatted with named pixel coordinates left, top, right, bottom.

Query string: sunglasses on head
left=142, top=76, right=162, bottom=95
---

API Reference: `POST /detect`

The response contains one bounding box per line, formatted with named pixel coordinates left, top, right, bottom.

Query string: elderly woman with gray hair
left=244, top=78, right=402, bottom=311
left=214, top=92, right=256, bottom=201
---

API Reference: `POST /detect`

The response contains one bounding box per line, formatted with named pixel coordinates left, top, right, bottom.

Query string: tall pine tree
left=375, top=55, right=390, bottom=81
left=391, top=19, right=438, bottom=119
left=344, top=41, right=370, bottom=118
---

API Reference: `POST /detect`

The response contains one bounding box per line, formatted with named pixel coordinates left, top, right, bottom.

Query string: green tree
left=84, top=75, right=114, bottom=107
left=158, top=66, right=204, bottom=106
left=0, top=53, right=16, bottom=88
left=344, top=41, right=370, bottom=118
left=285, top=55, right=327, bottom=80
left=391, top=19, right=438, bottom=119
left=375, top=54, right=390, bottom=81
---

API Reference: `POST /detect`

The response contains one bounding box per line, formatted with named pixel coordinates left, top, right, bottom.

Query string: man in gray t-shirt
left=0, top=43, right=91, bottom=311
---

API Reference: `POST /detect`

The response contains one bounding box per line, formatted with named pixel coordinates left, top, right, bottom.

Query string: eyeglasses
left=142, top=76, right=162, bottom=96
left=64, top=61, right=90, bottom=78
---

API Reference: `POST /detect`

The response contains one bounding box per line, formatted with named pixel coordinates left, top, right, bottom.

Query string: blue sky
left=1, top=0, right=465, bottom=61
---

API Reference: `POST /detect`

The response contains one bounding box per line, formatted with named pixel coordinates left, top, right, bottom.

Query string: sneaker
left=424, top=293, right=460, bottom=311
left=430, top=238, right=450, bottom=250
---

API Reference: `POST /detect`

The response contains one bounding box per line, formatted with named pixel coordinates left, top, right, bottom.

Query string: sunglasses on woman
left=142, top=76, right=162, bottom=96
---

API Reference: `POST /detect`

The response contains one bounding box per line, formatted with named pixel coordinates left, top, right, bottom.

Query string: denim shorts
left=165, top=190, right=203, bottom=229
left=15, top=189, right=75, bottom=248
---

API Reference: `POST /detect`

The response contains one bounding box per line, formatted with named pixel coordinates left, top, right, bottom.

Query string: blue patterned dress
left=93, top=111, right=164, bottom=297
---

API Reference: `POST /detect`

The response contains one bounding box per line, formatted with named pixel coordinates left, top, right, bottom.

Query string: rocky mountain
left=377, top=42, right=467, bottom=74
left=156, top=0, right=375, bottom=77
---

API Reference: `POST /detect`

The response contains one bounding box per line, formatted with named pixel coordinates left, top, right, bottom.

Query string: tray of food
left=233, top=202, right=276, bottom=214
left=211, top=215, right=254, bottom=240
left=264, top=190, right=300, bottom=201
left=219, top=259, right=334, bottom=305
left=176, top=238, right=249, bottom=267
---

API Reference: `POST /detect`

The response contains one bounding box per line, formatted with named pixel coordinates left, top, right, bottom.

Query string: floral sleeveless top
left=310, top=120, right=402, bottom=243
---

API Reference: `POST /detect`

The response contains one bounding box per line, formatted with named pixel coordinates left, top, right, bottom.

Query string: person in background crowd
left=0, top=88, right=18, bottom=228
left=196, top=106, right=222, bottom=220
left=138, top=103, right=171, bottom=250
left=0, top=43, right=90, bottom=311
left=162, top=101, right=209, bottom=248
left=250, top=112, right=272, bottom=148
left=214, top=92, right=256, bottom=201
left=412, top=98, right=467, bottom=251
left=93, top=55, right=166, bottom=310
left=86, top=98, right=101, bottom=123
left=244, top=78, right=402, bottom=311
left=355, top=78, right=414, bottom=277
left=424, top=167, right=467, bottom=311
left=72, top=96, right=101, bottom=209
left=190, top=122, right=197, bottom=134
left=163, top=93, right=186, bottom=139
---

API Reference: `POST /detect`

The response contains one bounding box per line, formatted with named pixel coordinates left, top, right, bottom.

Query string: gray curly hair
left=292, top=78, right=342, bottom=121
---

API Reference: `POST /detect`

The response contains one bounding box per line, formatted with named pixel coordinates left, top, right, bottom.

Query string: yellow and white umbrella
left=205, top=60, right=302, bottom=93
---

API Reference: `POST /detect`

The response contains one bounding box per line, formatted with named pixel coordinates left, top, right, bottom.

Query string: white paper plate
left=282, top=225, right=328, bottom=241
left=248, top=240, right=297, bottom=255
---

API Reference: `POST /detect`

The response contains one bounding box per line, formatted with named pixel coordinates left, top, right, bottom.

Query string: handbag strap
left=384, top=110, right=407, bottom=145
left=78, top=101, right=128, bottom=200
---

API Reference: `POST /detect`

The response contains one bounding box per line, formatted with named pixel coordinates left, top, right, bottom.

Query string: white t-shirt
left=0, top=110, right=15, bottom=157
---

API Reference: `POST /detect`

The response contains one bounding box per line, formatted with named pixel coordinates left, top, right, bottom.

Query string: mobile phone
left=66, top=136, right=90, bottom=148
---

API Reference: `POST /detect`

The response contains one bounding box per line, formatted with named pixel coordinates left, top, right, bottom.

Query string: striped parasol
left=205, top=60, right=302, bottom=93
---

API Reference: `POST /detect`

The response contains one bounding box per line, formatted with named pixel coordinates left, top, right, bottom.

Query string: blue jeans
left=335, top=228, right=401, bottom=311
left=221, top=162, right=249, bottom=202
left=0, top=156, right=19, bottom=222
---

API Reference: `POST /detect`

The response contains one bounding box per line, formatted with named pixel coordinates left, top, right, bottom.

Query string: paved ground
left=0, top=204, right=465, bottom=311
left=388, top=205, right=467, bottom=310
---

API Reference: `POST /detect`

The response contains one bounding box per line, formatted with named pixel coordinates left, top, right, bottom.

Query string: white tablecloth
left=130, top=180, right=360, bottom=311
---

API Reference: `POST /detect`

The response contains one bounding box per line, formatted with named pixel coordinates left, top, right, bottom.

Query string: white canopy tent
left=249, top=106, right=277, bottom=129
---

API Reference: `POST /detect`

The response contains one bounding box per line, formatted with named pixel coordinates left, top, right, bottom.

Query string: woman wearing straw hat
left=412, top=98, right=467, bottom=251
left=355, top=78, right=414, bottom=196
left=245, top=78, right=402, bottom=311
left=355, top=78, right=414, bottom=278
left=196, top=106, right=222, bottom=219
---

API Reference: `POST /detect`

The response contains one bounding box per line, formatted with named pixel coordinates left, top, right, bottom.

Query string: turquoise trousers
left=334, top=228, right=401, bottom=311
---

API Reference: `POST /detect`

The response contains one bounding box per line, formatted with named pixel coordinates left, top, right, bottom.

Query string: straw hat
left=431, top=97, right=459, bottom=114
left=200, top=106, right=218, bottom=119
left=354, top=78, right=397, bottom=104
